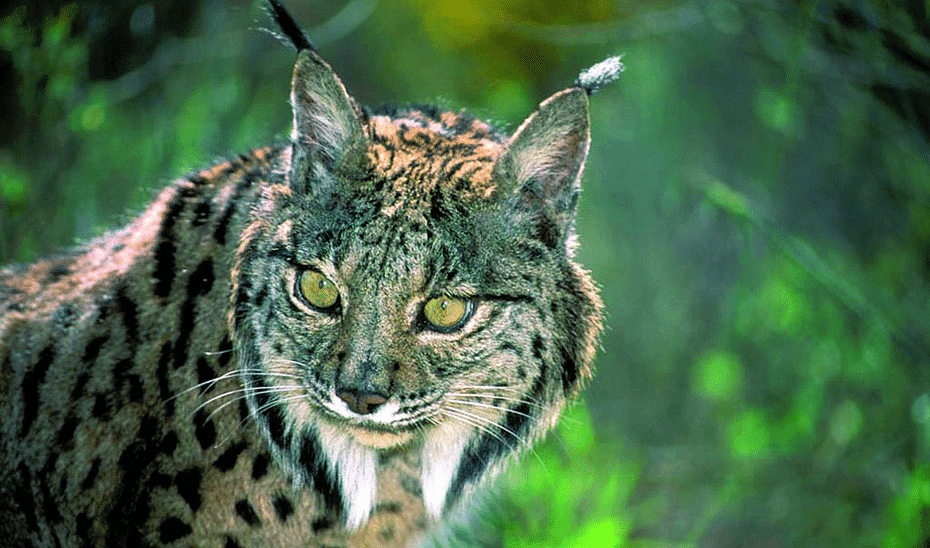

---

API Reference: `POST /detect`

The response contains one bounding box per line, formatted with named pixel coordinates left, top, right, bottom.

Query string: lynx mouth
left=315, top=414, right=416, bottom=449
left=347, top=424, right=416, bottom=449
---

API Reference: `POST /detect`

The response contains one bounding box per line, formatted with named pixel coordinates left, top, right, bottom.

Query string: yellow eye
left=298, top=270, right=340, bottom=310
left=423, top=296, right=471, bottom=331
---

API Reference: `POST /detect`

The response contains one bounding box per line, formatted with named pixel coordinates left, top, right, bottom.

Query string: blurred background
left=2, top=0, right=929, bottom=546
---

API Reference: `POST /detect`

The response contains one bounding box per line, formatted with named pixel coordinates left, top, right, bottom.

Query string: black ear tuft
left=266, top=0, right=314, bottom=52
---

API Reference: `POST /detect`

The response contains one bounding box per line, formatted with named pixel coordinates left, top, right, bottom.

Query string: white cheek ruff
left=421, top=422, right=473, bottom=519
left=315, top=420, right=378, bottom=530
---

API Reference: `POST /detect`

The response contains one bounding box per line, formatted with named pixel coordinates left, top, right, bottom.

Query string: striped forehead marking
left=366, top=111, right=505, bottom=215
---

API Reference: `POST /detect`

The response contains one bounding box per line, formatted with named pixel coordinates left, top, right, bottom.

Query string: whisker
left=445, top=393, right=543, bottom=409
left=444, top=405, right=551, bottom=474
left=227, top=392, right=312, bottom=434
left=170, top=368, right=304, bottom=403
left=444, top=398, right=538, bottom=421
left=203, top=349, right=234, bottom=356
left=442, top=405, right=521, bottom=446
left=203, top=386, right=305, bottom=423
left=452, top=384, right=522, bottom=393
left=442, top=410, right=518, bottom=456
left=193, top=384, right=304, bottom=418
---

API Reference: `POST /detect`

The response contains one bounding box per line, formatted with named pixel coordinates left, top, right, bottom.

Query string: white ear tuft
left=574, top=55, right=625, bottom=95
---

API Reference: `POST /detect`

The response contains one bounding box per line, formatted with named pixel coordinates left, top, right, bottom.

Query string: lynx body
left=0, top=3, right=618, bottom=546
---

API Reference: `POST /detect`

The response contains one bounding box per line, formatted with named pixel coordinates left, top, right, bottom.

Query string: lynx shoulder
left=0, top=2, right=618, bottom=546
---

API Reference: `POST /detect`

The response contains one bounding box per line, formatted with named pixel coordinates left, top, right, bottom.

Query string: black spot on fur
left=214, top=441, right=249, bottom=472
left=37, top=454, right=62, bottom=523
left=57, top=414, right=79, bottom=447
left=213, top=202, right=236, bottom=245
left=377, top=501, right=402, bottom=513
left=239, top=398, right=250, bottom=422
left=157, top=341, right=175, bottom=417
left=114, top=358, right=143, bottom=402
left=254, top=285, right=268, bottom=307
left=82, top=335, right=108, bottom=363
left=161, top=431, right=179, bottom=456
left=532, top=334, right=545, bottom=361
left=76, top=512, right=91, bottom=541
left=217, top=335, right=234, bottom=369
left=108, top=416, right=161, bottom=547
left=189, top=258, right=216, bottom=296
left=159, top=517, right=193, bottom=543
left=252, top=375, right=289, bottom=449
left=500, top=341, right=520, bottom=356
left=188, top=173, right=209, bottom=186
left=71, top=371, right=90, bottom=401
left=194, top=409, right=217, bottom=450
left=154, top=190, right=188, bottom=299
left=20, top=344, right=54, bottom=437
left=232, top=277, right=252, bottom=332
left=213, top=170, right=258, bottom=246
left=272, top=494, right=295, bottom=522
left=252, top=452, right=270, bottom=480
left=92, top=394, right=111, bottom=420
left=265, top=403, right=288, bottom=449
left=311, top=516, right=333, bottom=533
left=81, top=458, right=101, bottom=491
left=14, top=464, right=39, bottom=532
left=196, top=356, right=216, bottom=394
left=175, top=467, right=203, bottom=512
left=234, top=498, right=261, bottom=527
left=173, top=258, right=215, bottom=371
left=114, top=284, right=139, bottom=345
left=150, top=472, right=171, bottom=489
left=43, top=263, right=71, bottom=283
left=559, top=345, right=578, bottom=393
left=225, top=537, right=245, bottom=548
left=192, top=197, right=213, bottom=227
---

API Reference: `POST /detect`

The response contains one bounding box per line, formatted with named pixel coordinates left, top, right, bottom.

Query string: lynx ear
left=493, top=88, right=591, bottom=250
left=289, top=49, right=368, bottom=175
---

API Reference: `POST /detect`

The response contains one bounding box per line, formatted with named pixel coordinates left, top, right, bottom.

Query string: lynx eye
left=298, top=270, right=340, bottom=310
left=423, top=296, right=472, bottom=332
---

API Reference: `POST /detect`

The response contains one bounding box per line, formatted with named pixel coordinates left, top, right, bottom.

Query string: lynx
left=0, top=2, right=620, bottom=546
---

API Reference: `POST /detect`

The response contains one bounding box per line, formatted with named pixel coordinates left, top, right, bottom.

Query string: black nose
left=336, top=388, right=388, bottom=415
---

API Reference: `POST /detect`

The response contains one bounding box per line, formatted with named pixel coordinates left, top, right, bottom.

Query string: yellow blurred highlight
left=81, top=103, right=105, bottom=131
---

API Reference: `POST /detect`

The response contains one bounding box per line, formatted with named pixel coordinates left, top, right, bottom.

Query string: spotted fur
left=0, top=3, right=612, bottom=547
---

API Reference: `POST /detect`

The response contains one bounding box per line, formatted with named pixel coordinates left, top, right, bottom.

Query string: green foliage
left=499, top=404, right=636, bottom=548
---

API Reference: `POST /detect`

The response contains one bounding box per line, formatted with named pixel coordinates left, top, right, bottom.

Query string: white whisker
left=453, top=384, right=522, bottom=393
left=442, top=405, right=520, bottom=447
left=445, top=393, right=542, bottom=409
left=444, top=398, right=537, bottom=421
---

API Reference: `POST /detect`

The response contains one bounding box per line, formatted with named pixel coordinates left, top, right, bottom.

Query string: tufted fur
left=0, top=3, right=613, bottom=547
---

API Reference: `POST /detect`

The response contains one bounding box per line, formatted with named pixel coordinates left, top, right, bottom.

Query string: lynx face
left=230, top=46, right=606, bottom=528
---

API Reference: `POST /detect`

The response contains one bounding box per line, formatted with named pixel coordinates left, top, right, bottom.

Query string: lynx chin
left=0, top=1, right=619, bottom=546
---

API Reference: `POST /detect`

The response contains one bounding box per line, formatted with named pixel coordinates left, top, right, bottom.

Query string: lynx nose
left=336, top=388, right=388, bottom=415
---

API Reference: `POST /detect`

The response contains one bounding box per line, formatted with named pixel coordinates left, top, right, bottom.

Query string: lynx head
left=230, top=0, right=618, bottom=530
